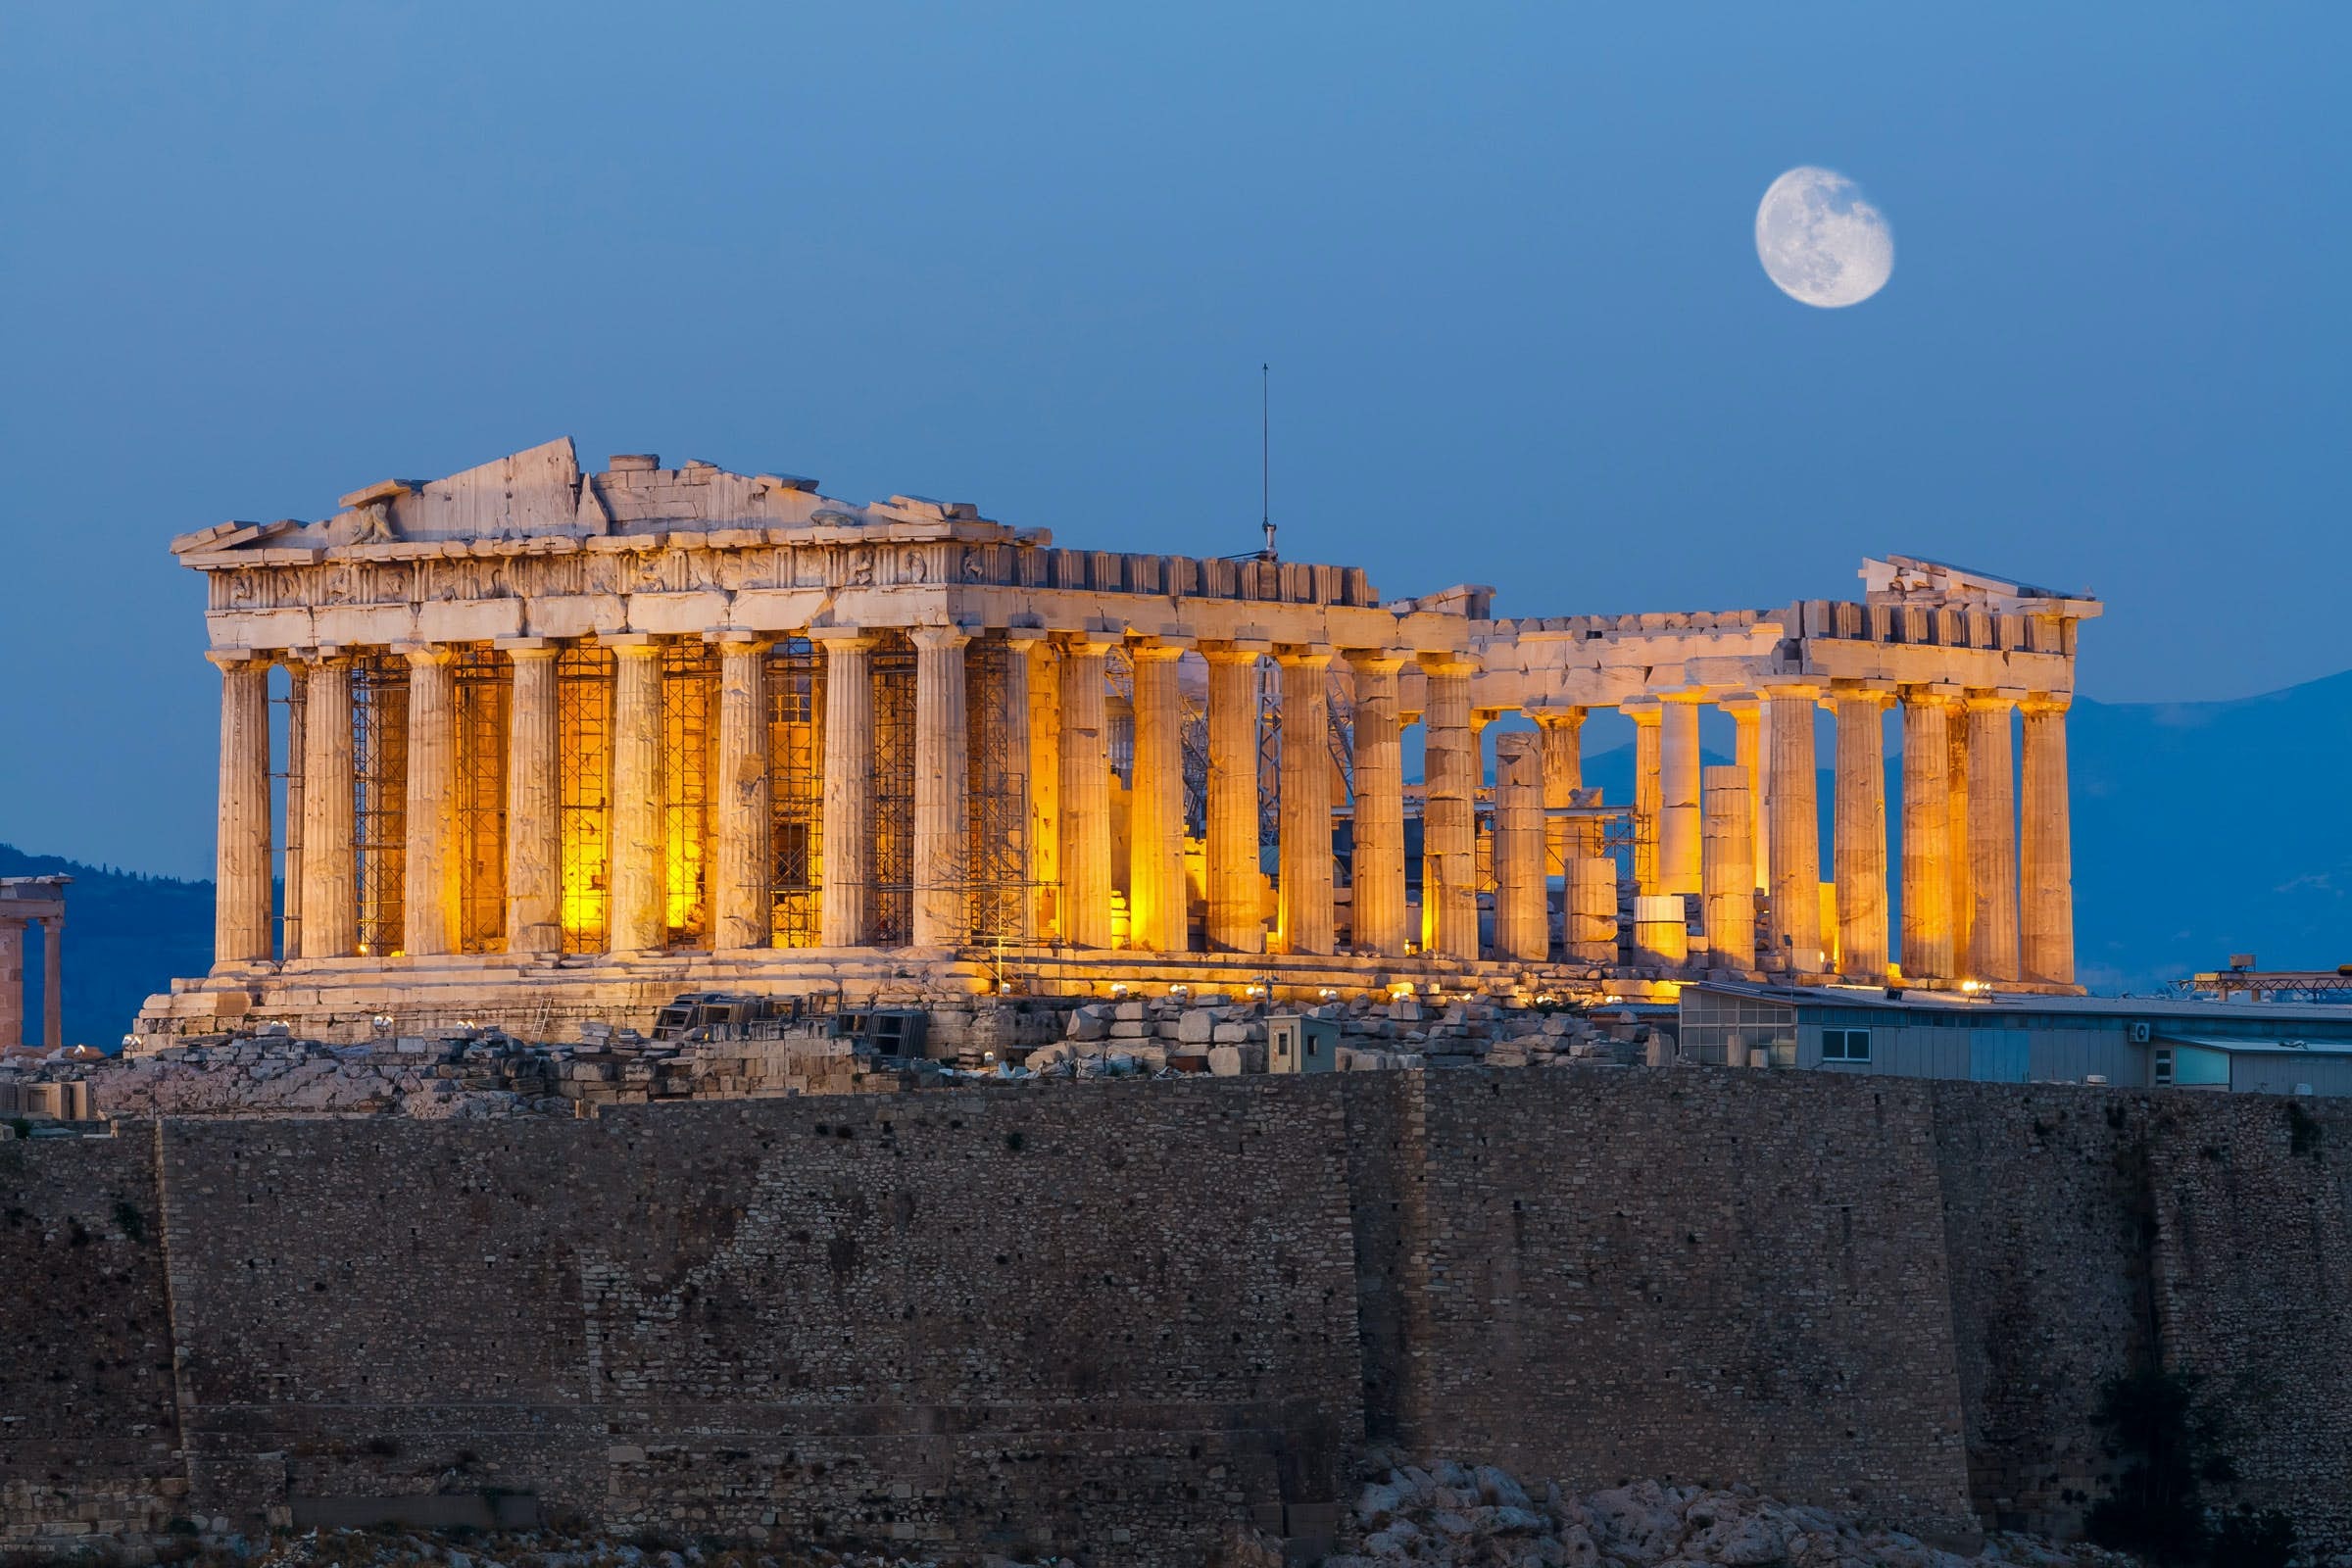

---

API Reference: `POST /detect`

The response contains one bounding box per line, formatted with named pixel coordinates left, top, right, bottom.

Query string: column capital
left=1200, top=639, right=1271, bottom=664
left=395, top=643, right=459, bottom=668
left=1275, top=644, right=1335, bottom=669
left=1002, top=624, right=1051, bottom=648
left=1660, top=688, right=1712, bottom=706
left=707, top=629, right=777, bottom=654
left=1345, top=646, right=1411, bottom=676
left=908, top=623, right=972, bottom=653
left=1618, top=695, right=1663, bottom=723
left=1416, top=651, right=1478, bottom=678
left=204, top=649, right=266, bottom=672
left=2019, top=693, right=2072, bottom=716
left=808, top=625, right=875, bottom=650
left=1526, top=702, right=1588, bottom=727
left=1714, top=691, right=1760, bottom=715
left=1902, top=681, right=1966, bottom=706
left=493, top=636, right=558, bottom=656
left=1057, top=627, right=1121, bottom=655
left=1967, top=688, right=2023, bottom=712
left=1762, top=681, right=1822, bottom=702
left=1829, top=682, right=1898, bottom=711
left=1130, top=640, right=1189, bottom=664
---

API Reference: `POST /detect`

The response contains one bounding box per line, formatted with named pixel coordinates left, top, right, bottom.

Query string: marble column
left=710, top=634, right=774, bottom=953
left=208, top=652, right=273, bottom=968
left=1494, top=732, right=1545, bottom=962
left=1833, top=686, right=1893, bottom=979
left=1277, top=647, right=1336, bottom=956
left=299, top=652, right=358, bottom=959
left=1531, top=706, right=1591, bottom=867
left=603, top=638, right=665, bottom=954
left=1058, top=634, right=1115, bottom=949
left=1946, top=709, right=1974, bottom=972
left=1420, top=655, right=1479, bottom=960
left=911, top=624, right=971, bottom=948
left=1347, top=650, right=1409, bottom=956
left=1700, top=763, right=1756, bottom=970
left=40, top=917, right=62, bottom=1051
left=1204, top=643, right=1266, bottom=953
left=1719, top=693, right=1769, bottom=891
left=1023, top=636, right=1061, bottom=943
left=282, top=664, right=305, bottom=962
left=0, top=921, right=22, bottom=1047
left=2021, top=696, right=2076, bottom=987
left=1966, top=693, right=2021, bottom=982
left=1620, top=698, right=1663, bottom=895
left=502, top=642, right=563, bottom=956
left=1129, top=642, right=1190, bottom=954
left=816, top=630, right=875, bottom=948
left=401, top=645, right=461, bottom=958
left=1658, top=694, right=1703, bottom=897
left=1898, top=689, right=1956, bottom=982
left=1765, top=685, right=1823, bottom=972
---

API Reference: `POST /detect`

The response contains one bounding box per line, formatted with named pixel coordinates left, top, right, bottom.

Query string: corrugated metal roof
left=1683, top=980, right=2352, bottom=1033
left=2154, top=1035, right=2352, bottom=1056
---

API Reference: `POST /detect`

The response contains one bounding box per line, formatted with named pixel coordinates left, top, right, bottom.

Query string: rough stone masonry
left=5, top=1070, right=2349, bottom=1564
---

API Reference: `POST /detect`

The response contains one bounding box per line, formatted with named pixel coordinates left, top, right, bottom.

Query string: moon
left=1755, top=167, right=1893, bottom=308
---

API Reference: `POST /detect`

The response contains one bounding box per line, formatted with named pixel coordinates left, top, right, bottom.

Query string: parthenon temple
left=137, top=438, right=2098, bottom=1042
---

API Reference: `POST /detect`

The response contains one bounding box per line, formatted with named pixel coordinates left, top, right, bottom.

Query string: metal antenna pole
left=1260, top=363, right=1275, bottom=562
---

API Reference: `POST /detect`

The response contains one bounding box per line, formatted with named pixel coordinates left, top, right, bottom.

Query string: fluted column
left=1420, top=654, right=1479, bottom=959
left=298, top=653, right=358, bottom=958
left=1022, top=636, right=1061, bottom=943
left=1832, top=686, right=1893, bottom=979
left=1946, top=710, right=1973, bottom=971
left=502, top=642, right=564, bottom=955
left=816, top=630, right=875, bottom=948
left=1532, top=706, right=1592, bottom=868
left=40, top=917, right=62, bottom=1051
left=1494, top=732, right=1545, bottom=962
left=399, top=646, right=461, bottom=958
left=1620, top=698, right=1663, bottom=895
left=1659, top=694, right=1703, bottom=897
left=1347, top=650, right=1408, bottom=956
left=1129, top=641, right=1190, bottom=953
left=0, top=922, right=22, bottom=1046
left=208, top=652, right=274, bottom=968
left=1058, top=633, right=1115, bottom=949
left=1204, top=643, right=1266, bottom=953
left=1701, top=763, right=1756, bottom=970
left=282, top=664, right=305, bottom=961
left=707, top=634, right=774, bottom=953
left=910, top=624, right=971, bottom=948
left=602, top=638, right=664, bottom=954
left=1966, top=693, right=2021, bottom=982
left=2021, top=696, right=2076, bottom=987
left=1277, top=647, right=1336, bottom=956
left=1898, top=689, right=1957, bottom=981
left=1719, top=693, right=1768, bottom=891
left=1766, top=685, right=1823, bottom=972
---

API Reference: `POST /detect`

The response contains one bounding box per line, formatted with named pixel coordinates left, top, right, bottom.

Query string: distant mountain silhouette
left=4, top=671, right=2345, bottom=1043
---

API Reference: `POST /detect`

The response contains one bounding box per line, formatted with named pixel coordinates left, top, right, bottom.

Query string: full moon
left=1754, top=167, right=1893, bottom=308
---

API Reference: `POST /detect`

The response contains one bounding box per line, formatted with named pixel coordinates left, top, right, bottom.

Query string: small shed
left=1266, top=1013, right=1341, bottom=1075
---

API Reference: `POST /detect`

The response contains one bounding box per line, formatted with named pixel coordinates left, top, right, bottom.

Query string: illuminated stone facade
left=137, top=439, right=2098, bottom=1042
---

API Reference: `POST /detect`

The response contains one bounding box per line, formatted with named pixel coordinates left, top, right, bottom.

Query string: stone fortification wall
left=1368, top=1070, right=1982, bottom=1541
left=1934, top=1083, right=2352, bottom=1547
left=8, top=1073, right=2352, bottom=1562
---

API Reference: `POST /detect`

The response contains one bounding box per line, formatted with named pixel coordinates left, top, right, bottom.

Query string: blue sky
left=2, top=4, right=2345, bottom=875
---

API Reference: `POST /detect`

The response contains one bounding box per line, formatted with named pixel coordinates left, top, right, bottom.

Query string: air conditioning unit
left=2128, top=1021, right=2153, bottom=1045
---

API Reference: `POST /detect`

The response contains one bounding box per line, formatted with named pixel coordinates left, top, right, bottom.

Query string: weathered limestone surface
left=1832, top=688, right=1891, bottom=980
left=1966, top=694, right=2021, bottom=982
left=299, top=655, right=358, bottom=959
left=816, top=631, right=873, bottom=949
left=1205, top=645, right=1265, bottom=954
left=1766, top=688, right=1823, bottom=972
left=1492, top=732, right=1544, bottom=963
left=1278, top=649, right=1336, bottom=956
left=208, top=653, right=272, bottom=966
left=504, top=643, right=563, bottom=956
left=711, top=635, right=771, bottom=953
left=910, top=624, right=969, bottom=948
left=1900, top=691, right=1956, bottom=981
left=1421, top=657, right=1478, bottom=960
left=1700, top=763, right=1755, bottom=970
left=1128, top=643, right=1189, bottom=954
left=1658, top=695, right=1702, bottom=898
left=1623, top=699, right=1663, bottom=896
left=607, top=639, right=664, bottom=954
left=2020, top=699, right=2076, bottom=987
left=1348, top=652, right=1408, bottom=956
left=1057, top=634, right=1114, bottom=950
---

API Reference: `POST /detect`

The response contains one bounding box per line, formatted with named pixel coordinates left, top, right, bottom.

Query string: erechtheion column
left=209, top=652, right=273, bottom=968
left=299, top=652, right=359, bottom=959
left=1719, top=692, right=1769, bottom=891
left=2020, top=696, right=2076, bottom=986
left=1765, top=685, right=1823, bottom=972
left=816, top=630, right=875, bottom=948
left=910, top=625, right=970, bottom=948
left=401, top=646, right=461, bottom=958
left=1620, top=698, right=1662, bottom=895
left=1058, top=634, right=1115, bottom=949
left=1531, top=705, right=1591, bottom=866
left=1899, top=688, right=1957, bottom=981
left=711, top=633, right=774, bottom=953
left=1493, top=732, right=1545, bottom=962
left=1966, top=692, right=2021, bottom=982
left=1347, top=650, right=1408, bottom=956
left=1129, top=641, right=1190, bottom=953
left=607, top=638, right=665, bottom=954
left=502, top=642, right=563, bottom=955
left=1277, top=647, right=1336, bottom=956
left=1024, top=636, right=1061, bottom=943
left=1701, top=763, right=1756, bottom=970
left=1420, top=654, right=1479, bottom=960
left=1204, top=643, right=1265, bottom=953
left=1659, top=694, right=1703, bottom=897
left=1832, top=686, right=1892, bottom=980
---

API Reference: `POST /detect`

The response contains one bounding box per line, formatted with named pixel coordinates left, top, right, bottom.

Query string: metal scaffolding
left=351, top=651, right=409, bottom=956
left=766, top=637, right=824, bottom=949
left=659, top=641, right=718, bottom=950
left=868, top=632, right=916, bottom=947
left=556, top=644, right=613, bottom=955
left=453, top=645, right=511, bottom=953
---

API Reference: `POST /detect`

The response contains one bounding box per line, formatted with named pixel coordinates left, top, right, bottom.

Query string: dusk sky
left=3, top=4, right=2344, bottom=876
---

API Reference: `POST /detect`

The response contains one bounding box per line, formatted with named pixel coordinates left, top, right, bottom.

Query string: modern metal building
left=1678, top=981, right=2352, bottom=1096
